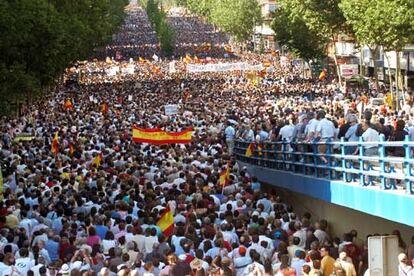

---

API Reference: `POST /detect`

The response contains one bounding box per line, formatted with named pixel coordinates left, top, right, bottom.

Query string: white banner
left=107, top=66, right=119, bottom=76
left=186, top=62, right=264, bottom=73
left=164, top=104, right=179, bottom=116
left=340, top=64, right=359, bottom=79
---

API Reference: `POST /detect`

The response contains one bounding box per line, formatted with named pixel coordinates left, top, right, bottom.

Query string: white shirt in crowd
left=316, top=118, right=336, bottom=139
left=362, top=128, right=379, bottom=148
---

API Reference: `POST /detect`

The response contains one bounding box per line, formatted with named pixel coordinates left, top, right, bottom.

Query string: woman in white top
left=101, top=231, right=118, bottom=255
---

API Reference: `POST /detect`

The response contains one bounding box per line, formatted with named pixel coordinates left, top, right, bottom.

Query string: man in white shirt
left=242, top=250, right=265, bottom=276
left=305, top=112, right=319, bottom=141
left=15, top=248, right=35, bottom=275
left=360, top=122, right=379, bottom=156
left=315, top=110, right=336, bottom=163
left=234, top=246, right=252, bottom=276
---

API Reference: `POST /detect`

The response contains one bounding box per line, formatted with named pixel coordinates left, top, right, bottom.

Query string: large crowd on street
left=1, top=2, right=414, bottom=276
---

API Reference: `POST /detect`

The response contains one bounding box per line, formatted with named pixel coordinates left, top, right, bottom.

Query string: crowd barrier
left=234, top=135, right=414, bottom=194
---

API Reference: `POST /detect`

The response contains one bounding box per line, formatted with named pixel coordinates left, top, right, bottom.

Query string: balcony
left=234, top=137, right=414, bottom=227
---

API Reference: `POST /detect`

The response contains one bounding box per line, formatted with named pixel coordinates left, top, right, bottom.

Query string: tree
left=209, top=0, right=262, bottom=42
left=340, top=0, right=414, bottom=99
left=145, top=0, right=176, bottom=56
left=0, top=0, right=127, bottom=115
left=280, top=0, right=349, bottom=83
left=271, top=6, right=327, bottom=62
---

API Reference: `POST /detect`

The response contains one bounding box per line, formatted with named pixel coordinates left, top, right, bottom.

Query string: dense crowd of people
left=167, top=14, right=234, bottom=58
left=1, top=3, right=414, bottom=276
left=95, top=6, right=160, bottom=60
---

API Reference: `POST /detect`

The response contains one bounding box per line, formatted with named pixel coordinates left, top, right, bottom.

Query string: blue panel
left=239, top=161, right=414, bottom=227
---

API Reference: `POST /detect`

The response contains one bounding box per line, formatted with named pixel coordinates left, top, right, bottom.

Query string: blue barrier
left=234, top=135, right=414, bottom=195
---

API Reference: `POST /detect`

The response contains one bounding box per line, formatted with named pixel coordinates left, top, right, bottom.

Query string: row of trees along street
left=0, top=0, right=128, bottom=116
left=271, top=0, right=414, bottom=92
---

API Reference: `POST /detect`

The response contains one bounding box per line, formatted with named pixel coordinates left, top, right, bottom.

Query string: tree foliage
left=145, top=0, right=176, bottom=56
left=0, top=0, right=127, bottom=115
left=180, top=0, right=262, bottom=42
left=271, top=6, right=327, bottom=61
left=340, top=0, right=414, bottom=52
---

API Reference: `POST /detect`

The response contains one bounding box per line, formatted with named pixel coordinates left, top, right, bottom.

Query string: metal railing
left=234, top=135, right=414, bottom=194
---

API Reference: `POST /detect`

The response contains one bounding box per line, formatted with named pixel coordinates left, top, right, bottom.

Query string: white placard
left=169, top=61, right=176, bottom=73
left=164, top=104, right=179, bottom=116
left=128, top=95, right=133, bottom=101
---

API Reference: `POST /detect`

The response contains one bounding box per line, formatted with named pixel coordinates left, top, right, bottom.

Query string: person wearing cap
left=291, top=250, right=306, bottom=276
left=233, top=246, right=252, bottom=276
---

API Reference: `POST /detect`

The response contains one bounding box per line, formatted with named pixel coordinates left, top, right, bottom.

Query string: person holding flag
left=156, top=206, right=174, bottom=237
left=319, top=69, right=327, bottom=81
left=64, top=99, right=73, bottom=110
left=51, top=132, right=59, bottom=156
left=90, top=152, right=103, bottom=168
left=101, top=102, right=109, bottom=115
left=219, top=161, right=231, bottom=187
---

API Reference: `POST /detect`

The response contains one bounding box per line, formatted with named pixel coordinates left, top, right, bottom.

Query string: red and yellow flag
left=219, top=162, right=231, bottom=186
left=257, top=144, right=263, bottom=156
left=245, top=143, right=255, bottom=157
left=51, top=132, right=59, bottom=156
left=184, top=55, right=192, bottom=64
left=69, top=143, right=75, bottom=157
left=156, top=206, right=174, bottom=237
left=319, top=69, right=327, bottom=81
left=132, top=127, right=193, bottom=145
left=64, top=99, right=73, bottom=110
left=139, top=57, right=146, bottom=63
left=90, top=153, right=103, bottom=167
left=101, top=103, right=109, bottom=115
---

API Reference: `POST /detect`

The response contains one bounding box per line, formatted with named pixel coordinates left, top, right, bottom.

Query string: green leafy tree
left=271, top=6, right=327, bottom=62
left=0, top=0, right=127, bottom=115
left=209, top=0, right=262, bottom=42
left=280, top=0, right=349, bottom=83
left=340, top=0, right=414, bottom=91
left=145, top=0, right=176, bottom=56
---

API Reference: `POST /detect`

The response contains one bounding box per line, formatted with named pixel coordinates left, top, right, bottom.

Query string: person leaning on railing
left=344, top=114, right=359, bottom=155
left=315, top=110, right=336, bottom=164
left=387, top=119, right=408, bottom=157
left=354, top=121, right=380, bottom=157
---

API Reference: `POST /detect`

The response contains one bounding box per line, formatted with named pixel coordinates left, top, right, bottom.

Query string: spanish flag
left=219, top=162, right=231, bottom=186
left=132, top=127, right=193, bottom=145
left=69, top=143, right=75, bottom=157
left=91, top=153, right=103, bottom=167
left=319, top=69, right=326, bottom=81
left=101, top=103, right=109, bottom=115
left=51, top=132, right=59, bottom=155
left=157, top=206, right=174, bottom=237
left=139, top=57, right=146, bottom=63
left=245, top=143, right=255, bottom=157
left=64, top=99, right=73, bottom=110
left=257, top=144, right=263, bottom=156
left=184, top=55, right=192, bottom=64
